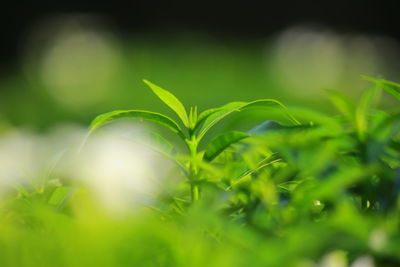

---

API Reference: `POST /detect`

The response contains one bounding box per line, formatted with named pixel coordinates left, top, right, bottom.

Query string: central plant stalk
left=187, top=136, right=200, bottom=202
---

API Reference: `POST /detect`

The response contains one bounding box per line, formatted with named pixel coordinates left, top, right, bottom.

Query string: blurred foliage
left=0, top=76, right=399, bottom=266
left=1, top=34, right=398, bottom=131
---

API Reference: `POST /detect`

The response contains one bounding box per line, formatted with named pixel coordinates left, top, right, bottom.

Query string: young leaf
left=196, top=107, right=224, bottom=126
left=203, top=131, right=250, bottom=162
left=188, top=106, right=198, bottom=129
left=196, top=102, right=244, bottom=140
left=240, top=99, right=300, bottom=125
left=89, top=110, right=185, bottom=139
left=196, top=99, right=299, bottom=141
left=362, top=75, right=400, bottom=100
left=143, top=80, right=190, bottom=127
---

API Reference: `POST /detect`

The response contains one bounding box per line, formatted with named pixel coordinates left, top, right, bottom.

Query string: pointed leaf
left=89, top=110, right=185, bottom=139
left=204, top=131, right=250, bottom=162
left=143, top=80, right=190, bottom=127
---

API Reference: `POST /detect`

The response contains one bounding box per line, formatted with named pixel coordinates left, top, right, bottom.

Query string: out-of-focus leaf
left=285, top=106, right=342, bottom=135
left=228, top=157, right=282, bottom=190
left=356, top=85, right=380, bottom=141
left=362, top=75, right=400, bottom=100
left=143, top=131, right=176, bottom=156
left=143, top=80, right=190, bottom=127
left=131, top=131, right=188, bottom=175
left=89, top=110, right=185, bottom=139
left=248, top=121, right=284, bottom=135
left=313, top=167, right=374, bottom=200
left=48, top=186, right=75, bottom=209
left=278, top=181, right=302, bottom=192
left=367, top=112, right=400, bottom=162
left=204, top=131, right=250, bottom=162
left=247, top=120, right=311, bottom=136
left=326, top=89, right=354, bottom=119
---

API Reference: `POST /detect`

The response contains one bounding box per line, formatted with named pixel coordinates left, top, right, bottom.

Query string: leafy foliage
left=0, top=76, right=400, bottom=266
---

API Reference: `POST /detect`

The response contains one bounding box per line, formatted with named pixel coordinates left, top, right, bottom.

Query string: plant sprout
left=89, top=80, right=300, bottom=202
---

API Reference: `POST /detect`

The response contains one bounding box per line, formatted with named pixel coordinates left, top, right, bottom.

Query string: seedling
left=89, top=80, right=300, bottom=202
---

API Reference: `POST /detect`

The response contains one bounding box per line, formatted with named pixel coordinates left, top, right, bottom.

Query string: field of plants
left=0, top=34, right=399, bottom=266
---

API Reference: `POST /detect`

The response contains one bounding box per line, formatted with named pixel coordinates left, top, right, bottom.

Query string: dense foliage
left=0, top=76, right=399, bottom=266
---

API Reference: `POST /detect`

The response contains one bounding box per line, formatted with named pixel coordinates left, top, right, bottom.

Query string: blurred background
left=1, top=0, right=400, bottom=130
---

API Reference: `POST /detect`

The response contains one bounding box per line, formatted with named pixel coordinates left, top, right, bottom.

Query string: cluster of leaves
left=87, top=77, right=400, bottom=265
left=0, top=76, right=399, bottom=266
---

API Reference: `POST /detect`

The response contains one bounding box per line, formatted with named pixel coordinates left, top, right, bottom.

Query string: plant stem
left=191, top=184, right=199, bottom=202
left=187, top=136, right=200, bottom=202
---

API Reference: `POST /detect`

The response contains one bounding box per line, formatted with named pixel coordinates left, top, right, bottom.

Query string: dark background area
left=1, top=0, right=400, bottom=69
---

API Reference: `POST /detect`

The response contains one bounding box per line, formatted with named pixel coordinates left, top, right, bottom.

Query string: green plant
left=89, top=80, right=300, bottom=202
left=0, top=76, right=400, bottom=266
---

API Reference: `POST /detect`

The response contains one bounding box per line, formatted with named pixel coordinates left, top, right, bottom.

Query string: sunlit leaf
left=89, top=109, right=185, bottom=139
left=143, top=80, right=190, bottom=127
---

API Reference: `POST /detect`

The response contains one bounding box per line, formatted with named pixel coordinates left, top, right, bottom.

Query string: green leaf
left=143, top=80, right=190, bottom=127
left=48, top=186, right=76, bottom=209
left=227, top=157, right=282, bottom=190
left=188, top=106, right=198, bottom=129
left=196, top=99, right=299, bottom=141
left=139, top=131, right=189, bottom=176
left=196, top=107, right=224, bottom=125
left=197, top=102, right=244, bottom=140
left=326, top=89, right=354, bottom=119
left=89, top=110, right=185, bottom=139
left=143, top=131, right=176, bottom=156
left=362, top=75, right=400, bottom=100
left=240, top=99, right=300, bottom=125
left=203, top=131, right=250, bottom=162
left=355, top=86, right=380, bottom=141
